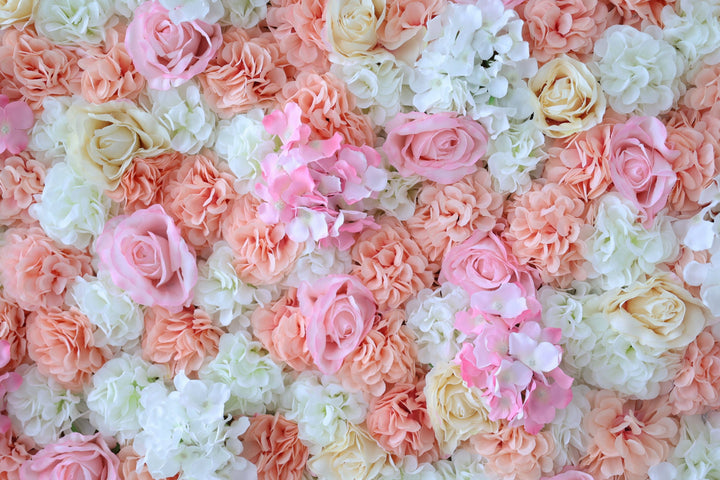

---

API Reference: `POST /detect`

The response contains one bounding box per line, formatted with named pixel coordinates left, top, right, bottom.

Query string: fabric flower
left=0, top=291, right=27, bottom=375
left=213, top=110, right=275, bottom=182
left=20, top=432, right=119, bottom=480
left=0, top=0, right=33, bottom=27
left=0, top=95, right=33, bottom=155
left=34, top=0, right=114, bottom=45
left=241, top=414, right=309, bottom=480
left=486, top=119, right=546, bottom=195
left=0, top=152, right=45, bottom=227
left=265, top=0, right=329, bottom=71
left=376, top=0, right=445, bottom=60
left=669, top=327, right=720, bottom=415
left=105, top=152, right=179, bottom=214
left=325, top=0, right=384, bottom=57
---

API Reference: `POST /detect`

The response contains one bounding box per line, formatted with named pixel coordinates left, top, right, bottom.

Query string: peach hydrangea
left=105, top=153, right=181, bottom=214
left=669, top=328, right=720, bottom=415
left=0, top=428, right=34, bottom=480
left=241, top=414, right=309, bottom=480
left=0, top=152, right=45, bottom=227
left=683, top=63, right=720, bottom=112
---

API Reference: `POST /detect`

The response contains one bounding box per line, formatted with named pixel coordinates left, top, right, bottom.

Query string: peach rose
left=406, top=169, right=503, bottom=264
left=125, top=1, right=222, bottom=90
left=105, top=152, right=181, bottom=214
left=0, top=152, right=45, bottom=227
left=0, top=428, right=33, bottom=480
left=0, top=226, right=92, bottom=311
left=0, top=291, right=26, bottom=375
left=20, top=433, right=119, bottom=480
left=351, top=216, right=434, bottom=310
left=250, top=288, right=314, bottom=371
left=580, top=391, right=678, bottom=480
left=142, top=305, right=221, bottom=376
left=117, top=445, right=178, bottom=480
left=669, top=328, right=720, bottom=415
left=337, top=309, right=416, bottom=397
left=683, top=63, right=720, bottom=112
left=266, top=0, right=330, bottom=71
left=26, top=307, right=111, bottom=392
left=241, top=414, right=309, bottom=480
left=377, top=0, right=445, bottom=61
left=95, top=204, right=198, bottom=312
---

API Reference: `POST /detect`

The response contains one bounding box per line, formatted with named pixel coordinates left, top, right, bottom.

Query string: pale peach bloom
left=78, top=27, right=145, bottom=105
left=351, top=216, right=434, bottom=311
left=0, top=427, right=34, bottom=480
left=367, top=380, right=440, bottom=464
left=669, top=328, right=720, bottom=415
left=377, top=0, right=445, bottom=61
left=280, top=71, right=374, bottom=146
left=470, top=423, right=555, bottom=480
left=241, top=414, right=309, bottom=480
left=199, top=27, right=292, bottom=118
left=337, top=309, right=416, bottom=398
left=406, top=169, right=503, bottom=265
left=117, top=446, right=177, bottom=480
left=504, top=182, right=588, bottom=288
left=666, top=246, right=708, bottom=298
left=266, top=0, right=330, bottom=71
left=607, top=0, right=673, bottom=26
left=105, top=153, right=182, bottom=214
left=222, top=194, right=304, bottom=286
left=0, top=27, right=81, bottom=113
left=164, top=151, right=237, bottom=252
left=0, top=152, right=45, bottom=226
left=26, top=307, right=111, bottom=392
left=701, top=103, right=720, bottom=172
left=250, top=288, right=314, bottom=371
left=683, top=63, right=720, bottom=112
left=580, top=391, right=679, bottom=480
left=0, top=226, right=92, bottom=312
left=142, top=306, right=222, bottom=376
left=0, top=291, right=26, bottom=375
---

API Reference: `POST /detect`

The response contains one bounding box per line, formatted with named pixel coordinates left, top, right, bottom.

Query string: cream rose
left=66, top=100, right=170, bottom=190
left=603, top=274, right=708, bottom=353
left=529, top=55, right=606, bottom=138
left=424, top=362, right=499, bottom=456
left=326, top=0, right=385, bottom=57
left=0, top=0, right=34, bottom=27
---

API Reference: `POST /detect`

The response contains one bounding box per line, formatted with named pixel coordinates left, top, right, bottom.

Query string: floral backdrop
left=1, top=0, right=720, bottom=479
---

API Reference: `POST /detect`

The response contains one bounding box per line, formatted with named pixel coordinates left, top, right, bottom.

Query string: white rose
left=0, top=0, right=34, bottom=27
left=326, top=0, right=385, bottom=58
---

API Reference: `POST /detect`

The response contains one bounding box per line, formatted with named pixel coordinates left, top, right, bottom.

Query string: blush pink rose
left=125, top=1, right=222, bottom=90
left=20, top=433, right=119, bottom=480
left=95, top=204, right=197, bottom=313
left=297, top=274, right=376, bottom=374
left=383, top=112, right=489, bottom=184
left=609, top=116, right=679, bottom=227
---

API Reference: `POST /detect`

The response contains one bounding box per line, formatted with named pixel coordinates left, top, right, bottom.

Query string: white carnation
left=5, top=365, right=83, bottom=446
left=35, top=0, right=115, bottom=45
left=366, top=169, right=422, bottom=221
left=405, top=284, right=470, bottom=366
left=30, top=162, right=113, bottom=249
left=214, top=111, right=275, bottom=182
left=284, top=242, right=353, bottom=288
left=159, top=0, right=224, bottom=23
left=593, top=25, right=685, bottom=116
left=669, top=413, right=720, bottom=480
left=662, top=0, right=720, bottom=68
left=86, top=353, right=169, bottom=442
left=27, top=96, right=72, bottom=165
left=548, top=384, right=591, bottom=466
left=487, top=118, right=545, bottom=194
left=199, top=331, right=284, bottom=415
left=222, top=0, right=266, bottom=28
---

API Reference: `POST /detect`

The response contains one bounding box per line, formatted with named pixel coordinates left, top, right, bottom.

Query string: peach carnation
left=580, top=391, right=679, bottom=480
left=366, top=380, right=440, bottom=464
left=105, top=152, right=181, bottom=214
left=266, top=0, right=329, bottom=71
left=250, top=288, right=314, bottom=371
left=683, top=63, right=720, bottom=112
left=241, top=414, right=309, bottom=480
left=470, top=423, right=556, bottom=480
left=0, top=291, right=26, bottom=375
left=142, top=305, right=222, bottom=376
left=280, top=71, right=374, bottom=146
left=503, top=181, right=589, bottom=288
left=0, top=226, right=92, bottom=311
left=406, top=169, right=503, bottom=264
left=351, top=216, right=434, bottom=311
left=0, top=27, right=81, bottom=112
left=666, top=246, right=708, bottom=298
left=0, top=428, right=34, bottom=480
left=0, top=152, right=45, bottom=227
left=78, top=27, right=145, bottom=105
left=606, top=0, right=673, bottom=26
left=117, top=446, right=177, bottom=480
left=669, top=328, right=720, bottom=415
left=222, top=194, right=304, bottom=286
left=26, top=307, right=111, bottom=392
left=377, top=0, right=445, bottom=60
left=337, top=309, right=416, bottom=398
left=164, top=151, right=238, bottom=252
left=199, top=27, right=292, bottom=118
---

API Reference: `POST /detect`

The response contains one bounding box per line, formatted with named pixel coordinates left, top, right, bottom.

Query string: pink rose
left=609, top=116, right=679, bottom=226
left=20, top=433, right=119, bottom=480
left=298, top=274, right=376, bottom=374
left=125, top=1, right=222, bottom=90
left=383, top=112, right=489, bottom=184
left=95, top=204, right=197, bottom=313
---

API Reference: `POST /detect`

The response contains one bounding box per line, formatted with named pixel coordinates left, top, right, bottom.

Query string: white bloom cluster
left=284, top=243, right=354, bottom=288
left=30, top=162, right=113, bottom=249
left=27, top=96, right=72, bottom=165
left=662, top=0, right=720, bottom=69
left=159, top=0, right=224, bottom=23
left=199, top=331, right=285, bottom=415
left=5, top=365, right=83, bottom=446
left=402, top=449, right=489, bottom=480
left=487, top=118, right=545, bottom=194
left=214, top=111, right=276, bottom=183
left=222, top=0, right=267, bottom=28
left=35, top=0, right=115, bottom=45
left=366, top=168, right=422, bottom=221
left=548, top=384, right=591, bottom=466
left=113, top=0, right=141, bottom=17
left=593, top=25, right=685, bottom=116
left=685, top=238, right=720, bottom=316
left=666, top=413, right=720, bottom=480
left=405, top=284, right=470, bottom=366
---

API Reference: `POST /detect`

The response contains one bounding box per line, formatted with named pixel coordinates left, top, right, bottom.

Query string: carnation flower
left=0, top=291, right=27, bottom=374
left=265, top=0, right=329, bottom=71
left=34, top=0, right=115, bottom=45
left=487, top=118, right=545, bottom=195
left=0, top=427, right=33, bottom=480
left=241, top=414, right=309, bottom=480
left=0, top=152, right=45, bottom=227
left=105, top=152, right=179, bottom=214
left=213, top=109, right=275, bottom=182
left=669, top=327, right=720, bottom=415
left=662, top=0, right=720, bottom=67
left=222, top=0, right=267, bottom=27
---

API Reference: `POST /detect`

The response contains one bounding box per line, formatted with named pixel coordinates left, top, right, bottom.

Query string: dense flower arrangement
left=0, top=0, right=719, bottom=479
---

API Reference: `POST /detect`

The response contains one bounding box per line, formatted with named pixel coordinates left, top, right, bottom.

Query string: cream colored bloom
left=0, top=0, right=35, bottom=27
left=529, top=55, right=605, bottom=138
left=424, top=362, right=499, bottom=456
left=326, top=0, right=385, bottom=58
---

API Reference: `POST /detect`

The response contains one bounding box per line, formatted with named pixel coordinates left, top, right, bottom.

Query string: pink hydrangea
left=0, top=95, right=33, bottom=155
left=0, top=341, right=21, bottom=435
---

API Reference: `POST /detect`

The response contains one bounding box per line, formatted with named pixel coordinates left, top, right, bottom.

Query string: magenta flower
left=0, top=95, right=34, bottom=155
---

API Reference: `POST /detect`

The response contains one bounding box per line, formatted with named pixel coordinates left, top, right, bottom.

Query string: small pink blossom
left=0, top=95, right=33, bottom=155
left=0, top=340, right=21, bottom=435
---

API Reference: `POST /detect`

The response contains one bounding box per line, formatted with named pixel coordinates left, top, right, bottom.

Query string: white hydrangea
left=214, top=110, right=276, bottom=182
left=584, top=193, right=679, bottom=290
left=160, top=0, right=224, bottom=23
left=5, top=365, right=83, bottom=446
left=35, top=0, right=115, bottom=45
left=548, top=384, right=591, bottom=466
left=593, top=25, right=685, bottom=116
left=284, top=242, right=353, bottom=288
left=222, top=0, right=267, bottom=28
left=366, top=169, right=422, bottom=221
left=113, top=0, right=142, bottom=17
left=403, top=449, right=489, bottom=480
left=405, top=284, right=470, bottom=366
left=195, top=241, right=279, bottom=330
left=331, top=52, right=404, bottom=126
left=29, top=162, right=113, bottom=249
left=487, top=118, right=545, bottom=194
left=684, top=239, right=720, bottom=316
left=662, top=0, right=720, bottom=69
left=27, top=96, right=73, bottom=165
left=86, top=353, right=169, bottom=442
left=68, top=273, right=144, bottom=348
left=146, top=82, right=217, bottom=154
left=666, top=413, right=720, bottom=480
left=199, top=331, right=284, bottom=415
left=282, top=372, right=368, bottom=454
